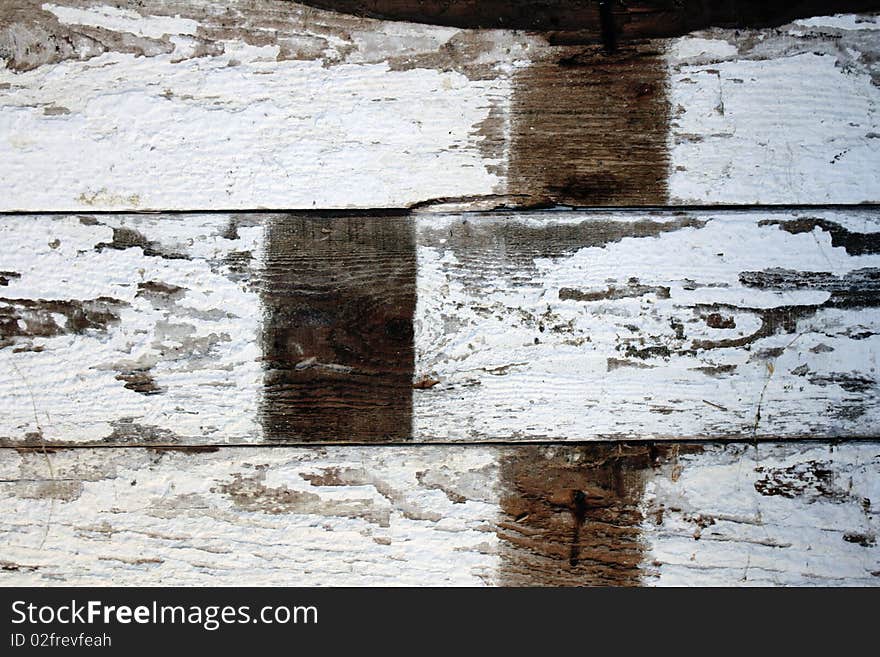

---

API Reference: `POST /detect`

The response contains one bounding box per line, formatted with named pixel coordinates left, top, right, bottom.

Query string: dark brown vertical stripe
left=509, top=42, right=670, bottom=206
left=261, top=215, right=416, bottom=442
left=496, top=444, right=697, bottom=586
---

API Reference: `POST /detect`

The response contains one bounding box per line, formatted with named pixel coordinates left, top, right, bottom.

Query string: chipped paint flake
left=42, top=3, right=200, bottom=39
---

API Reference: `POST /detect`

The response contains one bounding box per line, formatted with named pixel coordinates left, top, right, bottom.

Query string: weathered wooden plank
left=1, top=2, right=878, bottom=209
left=0, top=213, right=264, bottom=444
left=413, top=209, right=880, bottom=440
left=293, top=1, right=880, bottom=36
left=0, top=442, right=876, bottom=585
left=1, top=209, right=878, bottom=444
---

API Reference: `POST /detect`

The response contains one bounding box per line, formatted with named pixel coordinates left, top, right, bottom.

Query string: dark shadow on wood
left=260, top=215, right=416, bottom=441
left=292, top=1, right=880, bottom=37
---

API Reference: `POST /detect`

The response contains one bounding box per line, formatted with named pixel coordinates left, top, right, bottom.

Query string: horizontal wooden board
left=1, top=209, right=879, bottom=444
left=1, top=2, right=879, bottom=209
left=293, top=1, right=880, bottom=35
left=1, top=442, right=877, bottom=585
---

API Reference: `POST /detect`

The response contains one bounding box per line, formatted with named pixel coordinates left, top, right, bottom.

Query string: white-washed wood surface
left=0, top=209, right=878, bottom=444
left=0, top=2, right=878, bottom=209
left=0, top=213, right=264, bottom=444
left=0, top=443, right=876, bottom=586
left=414, top=209, right=880, bottom=440
left=2, top=1, right=880, bottom=589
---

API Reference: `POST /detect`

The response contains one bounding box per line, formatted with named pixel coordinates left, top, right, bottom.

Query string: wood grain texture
left=509, top=41, right=670, bottom=205
left=261, top=215, right=416, bottom=441
left=1, top=209, right=879, bottom=444
left=0, top=213, right=264, bottom=445
left=1, top=442, right=876, bottom=585
left=1, top=2, right=878, bottom=209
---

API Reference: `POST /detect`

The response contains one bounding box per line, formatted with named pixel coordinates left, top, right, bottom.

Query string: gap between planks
left=3, top=204, right=880, bottom=217
left=5, top=437, right=880, bottom=450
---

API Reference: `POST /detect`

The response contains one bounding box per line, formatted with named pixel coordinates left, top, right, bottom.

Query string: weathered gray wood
left=1, top=210, right=879, bottom=444
left=1, top=442, right=876, bottom=585
left=1, top=1, right=878, bottom=209
left=3, top=0, right=877, bottom=592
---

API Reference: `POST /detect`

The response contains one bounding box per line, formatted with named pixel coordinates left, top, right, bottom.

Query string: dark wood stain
left=761, top=218, right=880, bottom=257
left=559, top=281, right=670, bottom=302
left=418, top=215, right=705, bottom=265
left=260, top=215, right=416, bottom=442
left=0, top=271, right=21, bottom=287
left=0, top=297, right=127, bottom=349
left=496, top=444, right=698, bottom=586
left=753, top=459, right=862, bottom=504
left=688, top=268, right=880, bottom=350
left=114, top=368, right=163, bottom=396
left=148, top=445, right=221, bottom=454
left=509, top=43, right=670, bottom=206
left=292, top=1, right=880, bottom=38
left=94, top=226, right=187, bottom=260
left=739, top=268, right=880, bottom=308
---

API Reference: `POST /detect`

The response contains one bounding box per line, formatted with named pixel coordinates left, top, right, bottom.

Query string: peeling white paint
left=1, top=210, right=878, bottom=444
left=0, top=52, right=508, bottom=209
left=0, top=214, right=264, bottom=443
left=42, top=3, right=200, bottom=39
left=667, top=24, right=880, bottom=204
left=644, top=443, right=880, bottom=586
left=1, top=4, right=878, bottom=209
left=0, top=444, right=875, bottom=585
left=0, top=447, right=501, bottom=586
left=668, top=37, right=738, bottom=63
left=413, top=210, right=880, bottom=440
left=794, top=14, right=880, bottom=31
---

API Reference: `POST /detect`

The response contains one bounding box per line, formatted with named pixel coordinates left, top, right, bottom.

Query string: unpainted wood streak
left=261, top=215, right=416, bottom=441
left=510, top=41, right=669, bottom=205
left=0, top=443, right=876, bottom=585
left=497, top=444, right=698, bottom=586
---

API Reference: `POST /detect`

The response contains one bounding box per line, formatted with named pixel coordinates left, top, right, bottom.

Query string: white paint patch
left=667, top=35, right=880, bottom=204
left=0, top=447, right=500, bottom=586
left=668, top=37, right=738, bottom=63
left=0, top=53, right=507, bottom=210
left=0, top=214, right=264, bottom=443
left=794, top=14, right=880, bottom=31
left=667, top=16, right=880, bottom=204
left=643, top=443, right=880, bottom=586
left=42, top=4, right=200, bottom=39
